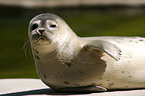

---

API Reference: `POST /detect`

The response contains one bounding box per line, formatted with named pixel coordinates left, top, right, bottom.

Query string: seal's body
left=28, top=13, right=145, bottom=92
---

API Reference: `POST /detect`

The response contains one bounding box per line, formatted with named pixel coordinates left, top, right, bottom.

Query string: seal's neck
left=56, top=31, right=82, bottom=63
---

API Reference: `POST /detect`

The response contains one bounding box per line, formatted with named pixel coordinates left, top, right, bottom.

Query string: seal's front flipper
left=83, top=40, right=122, bottom=61
left=56, top=85, right=107, bottom=93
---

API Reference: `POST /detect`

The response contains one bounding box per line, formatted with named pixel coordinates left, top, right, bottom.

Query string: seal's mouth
left=35, top=36, right=46, bottom=42
left=33, top=35, right=51, bottom=43
left=31, top=30, right=52, bottom=43
left=38, top=37, right=45, bottom=40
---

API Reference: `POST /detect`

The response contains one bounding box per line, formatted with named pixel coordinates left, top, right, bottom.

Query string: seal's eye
left=50, top=24, right=57, bottom=28
left=46, top=20, right=58, bottom=30
left=32, top=23, right=38, bottom=30
left=49, top=24, right=58, bottom=30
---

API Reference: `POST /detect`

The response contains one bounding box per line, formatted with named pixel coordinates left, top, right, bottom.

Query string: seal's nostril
left=38, top=29, right=45, bottom=34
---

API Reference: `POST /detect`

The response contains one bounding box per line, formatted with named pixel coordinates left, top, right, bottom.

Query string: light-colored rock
left=0, top=79, right=145, bottom=96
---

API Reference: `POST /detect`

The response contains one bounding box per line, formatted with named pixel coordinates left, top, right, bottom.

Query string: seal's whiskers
left=22, top=39, right=32, bottom=58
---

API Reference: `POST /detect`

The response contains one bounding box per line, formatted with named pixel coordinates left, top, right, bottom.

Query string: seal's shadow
left=0, top=88, right=92, bottom=96
left=1, top=88, right=145, bottom=96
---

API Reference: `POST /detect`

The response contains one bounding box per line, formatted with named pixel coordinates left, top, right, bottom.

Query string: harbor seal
left=28, top=13, right=145, bottom=92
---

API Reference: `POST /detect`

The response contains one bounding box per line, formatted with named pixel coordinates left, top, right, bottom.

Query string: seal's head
left=28, top=13, right=74, bottom=45
left=28, top=13, right=76, bottom=52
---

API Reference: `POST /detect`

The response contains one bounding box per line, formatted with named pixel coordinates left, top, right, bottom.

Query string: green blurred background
left=0, top=4, right=145, bottom=79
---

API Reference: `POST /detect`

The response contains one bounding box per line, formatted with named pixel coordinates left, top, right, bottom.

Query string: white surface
left=0, top=79, right=48, bottom=95
left=0, top=79, right=145, bottom=96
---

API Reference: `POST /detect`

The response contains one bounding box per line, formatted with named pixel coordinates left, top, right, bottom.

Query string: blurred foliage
left=0, top=6, right=145, bottom=79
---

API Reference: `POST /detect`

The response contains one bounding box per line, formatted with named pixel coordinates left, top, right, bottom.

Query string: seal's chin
left=32, top=36, right=50, bottom=43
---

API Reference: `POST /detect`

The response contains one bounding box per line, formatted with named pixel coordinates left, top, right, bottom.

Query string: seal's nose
left=37, top=28, right=45, bottom=35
